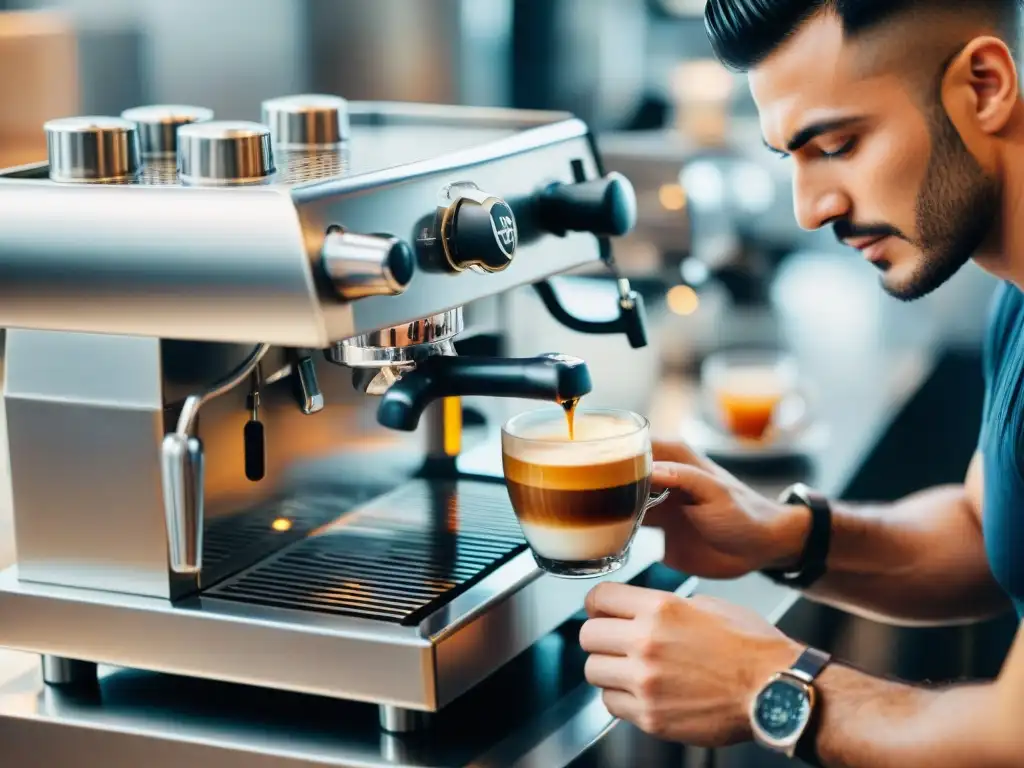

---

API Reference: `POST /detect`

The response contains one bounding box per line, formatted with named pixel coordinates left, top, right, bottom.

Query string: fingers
left=651, top=461, right=716, bottom=504
left=600, top=689, right=640, bottom=722
left=651, top=439, right=709, bottom=467
left=585, top=582, right=670, bottom=620
left=584, top=654, right=636, bottom=692
left=579, top=617, right=636, bottom=655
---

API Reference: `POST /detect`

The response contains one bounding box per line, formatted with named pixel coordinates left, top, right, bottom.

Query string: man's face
left=749, top=13, right=1000, bottom=301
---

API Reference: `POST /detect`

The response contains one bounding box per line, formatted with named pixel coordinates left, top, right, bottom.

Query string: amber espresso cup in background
left=701, top=350, right=798, bottom=441
left=501, top=407, right=668, bottom=578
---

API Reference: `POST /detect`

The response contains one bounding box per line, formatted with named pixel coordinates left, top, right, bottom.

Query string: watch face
left=754, top=679, right=811, bottom=741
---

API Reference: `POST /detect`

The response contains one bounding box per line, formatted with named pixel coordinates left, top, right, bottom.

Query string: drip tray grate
left=203, top=481, right=528, bottom=626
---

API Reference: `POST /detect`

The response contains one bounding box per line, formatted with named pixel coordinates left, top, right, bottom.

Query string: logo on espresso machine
left=489, top=201, right=518, bottom=258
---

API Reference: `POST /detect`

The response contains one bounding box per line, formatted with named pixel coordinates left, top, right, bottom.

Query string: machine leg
left=41, top=656, right=98, bottom=687
left=378, top=704, right=431, bottom=733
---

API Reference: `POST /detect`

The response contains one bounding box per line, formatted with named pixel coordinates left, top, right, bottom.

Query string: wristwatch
left=750, top=646, right=832, bottom=760
left=761, top=482, right=832, bottom=589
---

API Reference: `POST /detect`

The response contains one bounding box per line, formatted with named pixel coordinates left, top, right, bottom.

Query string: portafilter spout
left=375, top=352, right=593, bottom=431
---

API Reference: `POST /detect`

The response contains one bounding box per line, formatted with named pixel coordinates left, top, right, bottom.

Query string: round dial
left=261, top=93, right=350, bottom=147
left=121, top=104, right=214, bottom=158
left=44, top=115, right=142, bottom=183
left=753, top=679, right=811, bottom=741
left=441, top=188, right=518, bottom=273
left=177, top=121, right=275, bottom=185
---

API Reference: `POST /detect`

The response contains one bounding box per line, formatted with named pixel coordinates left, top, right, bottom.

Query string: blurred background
left=0, top=2, right=1018, bottom=766
left=1, top=0, right=1000, bottom=360
left=0, top=0, right=1001, bottom=354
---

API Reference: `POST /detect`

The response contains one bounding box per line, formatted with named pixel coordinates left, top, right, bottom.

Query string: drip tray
left=203, top=480, right=528, bottom=626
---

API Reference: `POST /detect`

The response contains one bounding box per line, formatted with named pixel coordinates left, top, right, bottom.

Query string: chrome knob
left=44, top=115, right=141, bottom=183
left=261, top=93, right=350, bottom=147
left=177, top=120, right=275, bottom=185
left=440, top=183, right=518, bottom=273
left=321, top=229, right=415, bottom=300
left=121, top=104, right=214, bottom=158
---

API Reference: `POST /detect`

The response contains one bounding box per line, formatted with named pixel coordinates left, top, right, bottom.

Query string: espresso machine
left=0, top=96, right=689, bottom=766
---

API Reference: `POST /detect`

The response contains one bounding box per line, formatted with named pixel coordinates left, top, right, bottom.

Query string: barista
left=579, top=2, right=1024, bottom=765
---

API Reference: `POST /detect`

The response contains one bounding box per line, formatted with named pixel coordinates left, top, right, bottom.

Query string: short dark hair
left=705, top=0, right=1020, bottom=71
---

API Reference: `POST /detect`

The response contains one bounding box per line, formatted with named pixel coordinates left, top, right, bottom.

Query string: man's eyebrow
left=762, top=116, right=864, bottom=155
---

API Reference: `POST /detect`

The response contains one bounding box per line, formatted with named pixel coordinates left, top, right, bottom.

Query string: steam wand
left=161, top=343, right=270, bottom=574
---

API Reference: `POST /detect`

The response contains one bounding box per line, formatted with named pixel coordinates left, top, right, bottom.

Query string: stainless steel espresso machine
left=0, top=96, right=691, bottom=766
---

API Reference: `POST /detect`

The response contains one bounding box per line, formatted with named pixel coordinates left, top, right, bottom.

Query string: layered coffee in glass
left=501, top=406, right=668, bottom=578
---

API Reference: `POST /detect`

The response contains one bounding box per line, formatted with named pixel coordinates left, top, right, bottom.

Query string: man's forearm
left=809, top=663, right=1020, bottom=768
left=772, top=485, right=1008, bottom=624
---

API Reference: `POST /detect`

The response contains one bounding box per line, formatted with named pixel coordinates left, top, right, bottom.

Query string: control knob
left=44, top=115, right=142, bottom=183
left=121, top=104, right=214, bottom=158
left=261, top=93, right=350, bottom=147
left=536, top=171, right=638, bottom=238
left=439, top=183, right=518, bottom=273
left=177, top=121, right=275, bottom=185
left=321, top=229, right=415, bottom=300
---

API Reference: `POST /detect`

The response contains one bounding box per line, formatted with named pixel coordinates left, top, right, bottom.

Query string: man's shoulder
left=984, top=281, right=1024, bottom=371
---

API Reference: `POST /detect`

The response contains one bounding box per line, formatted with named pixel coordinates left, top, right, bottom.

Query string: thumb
left=651, top=461, right=718, bottom=504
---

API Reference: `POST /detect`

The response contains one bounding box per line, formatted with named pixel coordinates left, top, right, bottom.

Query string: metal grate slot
left=204, top=481, right=528, bottom=625
left=200, top=490, right=382, bottom=582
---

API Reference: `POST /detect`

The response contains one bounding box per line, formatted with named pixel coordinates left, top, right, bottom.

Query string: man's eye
left=821, top=137, right=857, bottom=159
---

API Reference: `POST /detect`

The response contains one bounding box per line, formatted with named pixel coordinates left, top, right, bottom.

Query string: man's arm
left=580, top=583, right=1023, bottom=765
left=810, top=621, right=1024, bottom=768
left=770, top=451, right=1010, bottom=625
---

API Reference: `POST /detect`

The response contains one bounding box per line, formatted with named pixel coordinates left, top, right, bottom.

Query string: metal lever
left=161, top=343, right=270, bottom=574
left=292, top=352, right=324, bottom=414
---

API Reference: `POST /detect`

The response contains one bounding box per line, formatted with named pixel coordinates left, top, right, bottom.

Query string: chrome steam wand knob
left=320, top=229, right=416, bottom=300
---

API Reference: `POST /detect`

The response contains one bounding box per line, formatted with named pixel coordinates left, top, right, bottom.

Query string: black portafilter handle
left=376, top=353, right=593, bottom=431
left=536, top=172, right=638, bottom=238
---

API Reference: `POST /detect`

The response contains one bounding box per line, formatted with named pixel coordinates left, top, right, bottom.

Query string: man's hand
left=646, top=440, right=808, bottom=578
left=579, top=581, right=802, bottom=747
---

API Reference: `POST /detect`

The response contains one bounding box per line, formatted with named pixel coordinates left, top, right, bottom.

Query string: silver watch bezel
left=749, top=670, right=816, bottom=758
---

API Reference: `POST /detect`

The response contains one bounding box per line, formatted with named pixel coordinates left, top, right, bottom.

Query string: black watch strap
left=762, top=483, right=832, bottom=589
left=791, top=647, right=832, bottom=766
left=790, top=646, right=831, bottom=683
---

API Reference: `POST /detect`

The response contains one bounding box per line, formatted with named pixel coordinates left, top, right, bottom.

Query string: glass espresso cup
left=500, top=407, right=669, bottom=578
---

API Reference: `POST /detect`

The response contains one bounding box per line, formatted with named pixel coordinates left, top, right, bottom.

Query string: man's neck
left=979, top=127, right=1024, bottom=288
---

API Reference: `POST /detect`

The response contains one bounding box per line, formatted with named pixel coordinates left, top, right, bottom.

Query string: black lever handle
left=534, top=280, right=648, bottom=349
left=536, top=172, right=638, bottom=238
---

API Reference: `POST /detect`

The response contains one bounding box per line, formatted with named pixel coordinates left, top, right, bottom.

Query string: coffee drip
left=561, top=397, right=580, bottom=440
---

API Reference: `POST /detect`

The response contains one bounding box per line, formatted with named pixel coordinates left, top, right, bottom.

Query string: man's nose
left=792, top=175, right=850, bottom=231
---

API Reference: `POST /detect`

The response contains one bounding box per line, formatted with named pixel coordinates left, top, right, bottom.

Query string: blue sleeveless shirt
left=978, top=281, right=1024, bottom=619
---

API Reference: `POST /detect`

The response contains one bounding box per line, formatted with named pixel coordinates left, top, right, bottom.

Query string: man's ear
left=941, top=35, right=1018, bottom=137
